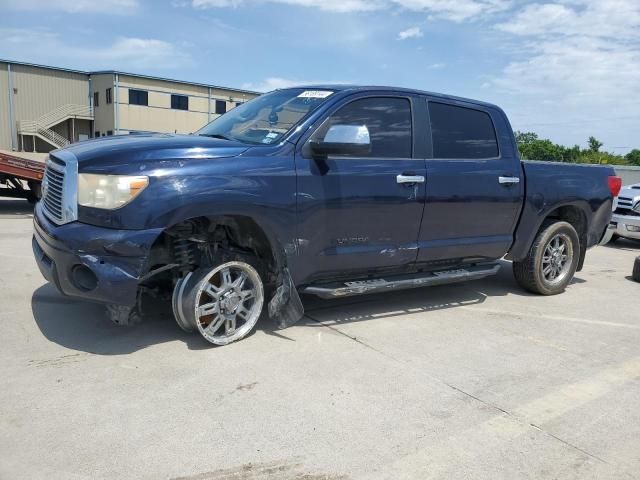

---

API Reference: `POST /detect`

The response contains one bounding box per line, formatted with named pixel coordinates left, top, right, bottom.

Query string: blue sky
left=2, top=0, right=639, bottom=153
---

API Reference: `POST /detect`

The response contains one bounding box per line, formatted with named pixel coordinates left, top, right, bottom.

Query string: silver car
left=604, top=183, right=640, bottom=243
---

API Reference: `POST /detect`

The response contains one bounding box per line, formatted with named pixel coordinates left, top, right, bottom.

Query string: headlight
left=78, top=174, right=149, bottom=209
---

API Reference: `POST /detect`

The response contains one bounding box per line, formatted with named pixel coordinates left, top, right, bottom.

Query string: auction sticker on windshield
left=297, top=90, right=334, bottom=98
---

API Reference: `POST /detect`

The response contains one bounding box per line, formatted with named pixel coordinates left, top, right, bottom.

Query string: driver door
left=293, top=94, right=427, bottom=284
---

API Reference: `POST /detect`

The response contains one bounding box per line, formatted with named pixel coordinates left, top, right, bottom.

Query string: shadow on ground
left=605, top=238, right=640, bottom=251
left=31, top=260, right=588, bottom=355
left=0, top=199, right=34, bottom=218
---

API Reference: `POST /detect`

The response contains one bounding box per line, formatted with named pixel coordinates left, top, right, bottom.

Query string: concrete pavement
left=1, top=199, right=639, bottom=480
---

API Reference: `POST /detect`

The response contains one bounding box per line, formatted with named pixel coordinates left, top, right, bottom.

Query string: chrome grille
left=618, top=196, right=633, bottom=209
left=42, top=159, right=66, bottom=222
left=40, top=151, right=78, bottom=225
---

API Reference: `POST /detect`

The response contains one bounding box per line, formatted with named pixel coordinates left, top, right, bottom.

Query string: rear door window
left=428, top=102, right=499, bottom=159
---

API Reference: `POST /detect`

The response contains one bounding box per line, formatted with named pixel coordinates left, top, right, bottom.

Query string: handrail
left=18, top=120, right=70, bottom=148
left=36, top=104, right=93, bottom=128
left=16, top=103, right=93, bottom=149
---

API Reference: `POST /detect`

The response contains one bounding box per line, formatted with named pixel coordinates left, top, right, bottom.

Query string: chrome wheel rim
left=541, top=233, right=572, bottom=284
left=193, top=261, right=264, bottom=345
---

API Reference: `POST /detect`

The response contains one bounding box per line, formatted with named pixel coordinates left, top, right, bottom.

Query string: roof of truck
left=293, top=85, right=500, bottom=110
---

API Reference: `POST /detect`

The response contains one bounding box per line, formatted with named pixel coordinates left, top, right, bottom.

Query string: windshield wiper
left=200, top=133, right=235, bottom=141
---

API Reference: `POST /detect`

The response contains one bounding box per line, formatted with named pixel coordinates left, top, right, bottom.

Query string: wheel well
left=544, top=205, right=587, bottom=239
left=543, top=205, right=588, bottom=270
left=144, top=215, right=281, bottom=286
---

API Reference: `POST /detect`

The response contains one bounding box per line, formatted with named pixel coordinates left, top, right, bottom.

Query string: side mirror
left=309, top=125, right=371, bottom=157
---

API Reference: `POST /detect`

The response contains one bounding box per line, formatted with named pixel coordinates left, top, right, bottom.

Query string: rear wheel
left=173, top=260, right=265, bottom=345
left=513, top=220, right=580, bottom=295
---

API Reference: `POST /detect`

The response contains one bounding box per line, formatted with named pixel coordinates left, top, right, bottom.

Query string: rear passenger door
left=417, top=100, right=524, bottom=265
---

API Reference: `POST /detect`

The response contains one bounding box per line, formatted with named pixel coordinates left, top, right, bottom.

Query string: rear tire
left=633, top=257, right=640, bottom=283
left=513, top=220, right=580, bottom=295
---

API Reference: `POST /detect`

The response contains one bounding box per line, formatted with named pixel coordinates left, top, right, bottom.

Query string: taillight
left=608, top=176, right=622, bottom=197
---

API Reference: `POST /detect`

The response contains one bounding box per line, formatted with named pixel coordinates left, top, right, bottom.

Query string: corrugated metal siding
left=91, top=73, right=115, bottom=135
left=115, top=75, right=256, bottom=134
left=0, top=63, right=11, bottom=150
left=12, top=64, right=89, bottom=123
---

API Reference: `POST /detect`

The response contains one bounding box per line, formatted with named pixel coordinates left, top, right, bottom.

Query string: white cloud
left=193, top=0, right=384, bottom=11
left=2, top=0, right=139, bottom=14
left=242, top=77, right=350, bottom=92
left=397, top=26, right=423, bottom=40
left=490, top=0, right=640, bottom=149
left=394, top=0, right=511, bottom=22
left=497, top=1, right=640, bottom=39
left=0, top=28, right=192, bottom=71
left=184, top=0, right=511, bottom=21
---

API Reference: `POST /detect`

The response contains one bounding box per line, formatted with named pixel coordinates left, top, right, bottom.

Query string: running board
left=303, top=263, right=501, bottom=299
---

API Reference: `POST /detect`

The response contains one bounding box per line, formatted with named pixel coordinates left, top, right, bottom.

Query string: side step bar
left=303, top=263, right=501, bottom=299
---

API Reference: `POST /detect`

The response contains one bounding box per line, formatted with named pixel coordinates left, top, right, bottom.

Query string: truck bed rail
left=0, top=151, right=46, bottom=201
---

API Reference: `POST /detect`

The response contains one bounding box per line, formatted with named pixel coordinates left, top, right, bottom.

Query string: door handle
left=397, top=174, right=425, bottom=184
left=498, top=176, right=520, bottom=185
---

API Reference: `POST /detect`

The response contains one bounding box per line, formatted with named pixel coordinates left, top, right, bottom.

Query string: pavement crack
left=304, top=315, right=618, bottom=471
left=442, top=381, right=511, bottom=416
left=304, top=314, right=396, bottom=360
left=529, top=423, right=610, bottom=465
left=443, top=381, right=610, bottom=466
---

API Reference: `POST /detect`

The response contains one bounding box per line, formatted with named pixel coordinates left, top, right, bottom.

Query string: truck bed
left=0, top=150, right=46, bottom=201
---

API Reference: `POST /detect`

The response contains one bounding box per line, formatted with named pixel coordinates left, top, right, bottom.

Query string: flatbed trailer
left=0, top=151, right=45, bottom=203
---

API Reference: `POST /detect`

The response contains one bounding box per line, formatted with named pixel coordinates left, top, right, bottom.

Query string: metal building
left=0, top=59, right=259, bottom=154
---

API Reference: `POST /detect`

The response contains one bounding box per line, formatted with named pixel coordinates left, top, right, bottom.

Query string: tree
left=588, top=136, right=603, bottom=153
left=626, top=149, right=640, bottom=166
left=514, top=131, right=634, bottom=165
left=515, top=131, right=539, bottom=145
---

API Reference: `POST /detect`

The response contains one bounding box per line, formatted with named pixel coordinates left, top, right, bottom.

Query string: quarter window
left=129, top=89, right=148, bottom=106
left=313, top=97, right=412, bottom=158
left=171, top=94, right=189, bottom=111
left=428, top=102, right=498, bottom=159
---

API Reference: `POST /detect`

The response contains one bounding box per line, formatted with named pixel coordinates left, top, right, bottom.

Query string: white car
left=606, top=183, right=640, bottom=243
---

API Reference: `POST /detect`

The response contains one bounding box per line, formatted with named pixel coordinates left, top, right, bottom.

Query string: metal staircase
left=18, top=104, right=93, bottom=150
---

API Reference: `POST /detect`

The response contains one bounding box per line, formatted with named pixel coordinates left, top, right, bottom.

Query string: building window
left=171, top=94, right=189, bottom=111
left=106, top=130, right=113, bottom=136
left=106, top=88, right=112, bottom=104
left=215, top=100, right=227, bottom=115
left=95, top=131, right=101, bottom=138
left=93, top=92, right=99, bottom=107
left=129, top=89, right=148, bottom=106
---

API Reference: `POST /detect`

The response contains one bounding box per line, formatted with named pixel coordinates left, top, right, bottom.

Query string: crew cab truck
left=32, top=86, right=620, bottom=345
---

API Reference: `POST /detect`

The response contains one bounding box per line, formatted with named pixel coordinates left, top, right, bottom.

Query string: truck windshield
left=197, top=89, right=334, bottom=145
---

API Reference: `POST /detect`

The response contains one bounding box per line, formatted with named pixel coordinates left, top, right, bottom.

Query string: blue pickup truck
left=33, top=86, right=621, bottom=345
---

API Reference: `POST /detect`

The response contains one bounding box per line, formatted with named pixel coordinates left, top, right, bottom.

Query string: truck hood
left=619, top=184, right=640, bottom=200
left=54, top=133, right=250, bottom=171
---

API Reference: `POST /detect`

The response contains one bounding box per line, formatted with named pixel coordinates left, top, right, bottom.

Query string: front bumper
left=32, top=203, right=163, bottom=307
left=605, top=212, right=640, bottom=242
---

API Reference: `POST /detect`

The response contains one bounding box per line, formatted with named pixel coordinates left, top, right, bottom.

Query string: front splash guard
left=268, top=268, right=304, bottom=329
